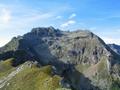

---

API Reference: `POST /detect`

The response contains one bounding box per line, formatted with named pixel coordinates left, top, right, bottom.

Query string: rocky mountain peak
left=67, top=30, right=95, bottom=39
left=30, top=26, right=62, bottom=37
left=0, top=27, right=118, bottom=65
left=0, top=26, right=120, bottom=90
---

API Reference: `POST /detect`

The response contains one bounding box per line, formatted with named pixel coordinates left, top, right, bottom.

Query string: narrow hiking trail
left=0, top=65, right=24, bottom=89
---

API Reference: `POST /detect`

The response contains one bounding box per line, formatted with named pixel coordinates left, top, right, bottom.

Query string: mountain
left=0, top=26, right=120, bottom=90
left=108, top=44, right=120, bottom=55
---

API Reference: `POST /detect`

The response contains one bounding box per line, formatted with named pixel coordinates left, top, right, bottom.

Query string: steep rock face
left=0, top=27, right=120, bottom=90
left=1, top=27, right=117, bottom=66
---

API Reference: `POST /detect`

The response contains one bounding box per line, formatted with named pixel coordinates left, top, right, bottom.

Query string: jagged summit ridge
left=29, top=26, right=63, bottom=37
left=0, top=26, right=118, bottom=65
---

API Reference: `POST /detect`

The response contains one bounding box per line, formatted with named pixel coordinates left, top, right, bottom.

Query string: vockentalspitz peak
left=0, top=26, right=120, bottom=90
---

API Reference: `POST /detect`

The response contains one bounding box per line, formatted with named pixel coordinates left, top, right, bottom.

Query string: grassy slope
left=1, top=61, right=64, bottom=90
left=0, top=58, right=15, bottom=78
left=0, top=57, right=119, bottom=90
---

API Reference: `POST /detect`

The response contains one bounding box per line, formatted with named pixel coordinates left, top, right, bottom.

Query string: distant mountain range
left=0, top=26, right=120, bottom=90
left=108, top=44, right=120, bottom=55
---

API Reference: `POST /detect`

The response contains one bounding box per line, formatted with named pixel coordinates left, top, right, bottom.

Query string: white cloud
left=69, top=13, right=76, bottom=19
left=0, top=8, right=11, bottom=24
left=24, top=13, right=54, bottom=22
left=56, top=16, right=62, bottom=19
left=60, top=20, right=76, bottom=28
left=102, top=37, right=120, bottom=45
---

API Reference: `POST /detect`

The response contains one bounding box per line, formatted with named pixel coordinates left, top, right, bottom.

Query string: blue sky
left=0, top=0, right=120, bottom=46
